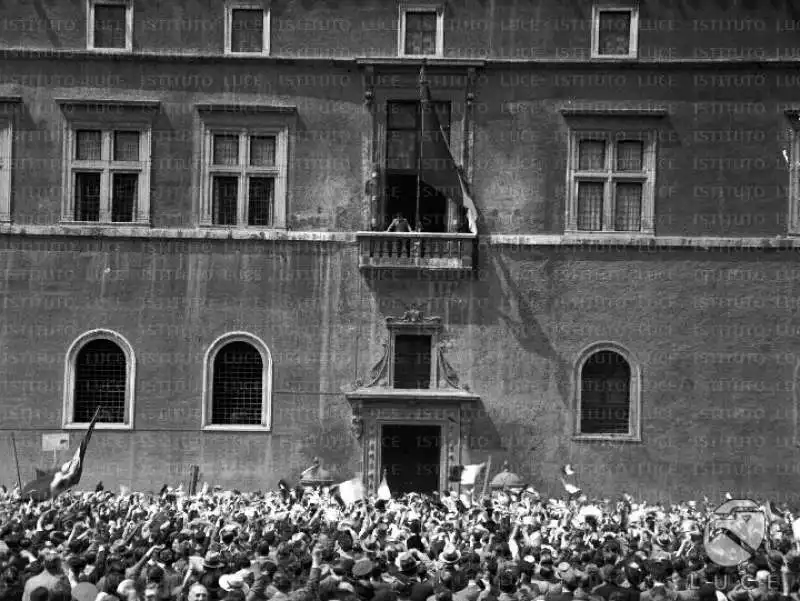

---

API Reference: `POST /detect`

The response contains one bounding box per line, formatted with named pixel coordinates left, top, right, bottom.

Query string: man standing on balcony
left=387, top=212, right=412, bottom=232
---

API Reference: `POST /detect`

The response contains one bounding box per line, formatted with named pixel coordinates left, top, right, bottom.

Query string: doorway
left=380, top=424, right=441, bottom=495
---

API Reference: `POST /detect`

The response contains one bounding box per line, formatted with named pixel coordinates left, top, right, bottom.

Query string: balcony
left=357, top=231, right=477, bottom=271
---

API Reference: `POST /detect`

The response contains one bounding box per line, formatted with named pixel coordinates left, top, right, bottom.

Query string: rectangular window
left=385, top=100, right=451, bottom=232
left=591, top=5, right=638, bottom=58
left=65, top=127, right=151, bottom=224
left=225, top=4, right=269, bottom=55
left=567, top=131, right=655, bottom=234
left=393, top=334, right=432, bottom=389
left=399, top=4, right=443, bottom=57
left=0, top=121, right=11, bottom=223
left=88, top=0, right=132, bottom=51
left=202, top=130, right=286, bottom=227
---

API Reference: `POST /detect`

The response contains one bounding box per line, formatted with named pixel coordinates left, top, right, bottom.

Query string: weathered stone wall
left=1, top=237, right=799, bottom=503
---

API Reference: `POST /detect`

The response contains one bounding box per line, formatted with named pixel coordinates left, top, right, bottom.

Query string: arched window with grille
left=203, top=332, right=272, bottom=430
left=574, top=342, right=641, bottom=441
left=63, top=329, right=135, bottom=429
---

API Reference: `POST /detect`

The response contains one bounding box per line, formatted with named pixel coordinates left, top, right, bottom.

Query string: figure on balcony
left=387, top=212, right=411, bottom=232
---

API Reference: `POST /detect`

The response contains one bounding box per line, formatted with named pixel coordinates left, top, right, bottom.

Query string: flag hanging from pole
left=50, top=408, right=100, bottom=498
left=418, top=66, right=478, bottom=235
left=22, top=409, right=100, bottom=501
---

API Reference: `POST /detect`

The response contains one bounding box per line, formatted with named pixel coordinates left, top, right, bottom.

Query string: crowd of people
left=1, top=483, right=799, bottom=601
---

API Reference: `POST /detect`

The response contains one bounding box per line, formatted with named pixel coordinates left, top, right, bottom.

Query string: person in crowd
left=1, top=485, right=800, bottom=601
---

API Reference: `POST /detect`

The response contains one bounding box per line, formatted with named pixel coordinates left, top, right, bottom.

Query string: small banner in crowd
left=377, top=474, right=392, bottom=501
left=459, top=463, right=486, bottom=486
left=337, top=477, right=364, bottom=506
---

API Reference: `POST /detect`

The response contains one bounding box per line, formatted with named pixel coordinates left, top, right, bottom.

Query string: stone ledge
left=0, top=224, right=356, bottom=243
left=1, top=225, right=800, bottom=249
left=3, top=48, right=800, bottom=69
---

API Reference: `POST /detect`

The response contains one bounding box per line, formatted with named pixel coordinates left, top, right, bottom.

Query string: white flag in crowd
left=560, top=465, right=580, bottom=495
left=377, top=475, right=392, bottom=500
left=460, top=463, right=486, bottom=486
left=338, top=477, right=364, bottom=505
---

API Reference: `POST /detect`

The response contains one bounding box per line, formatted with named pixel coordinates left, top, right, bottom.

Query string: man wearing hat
left=396, top=552, right=423, bottom=584
left=219, top=574, right=250, bottom=597
left=435, top=546, right=466, bottom=593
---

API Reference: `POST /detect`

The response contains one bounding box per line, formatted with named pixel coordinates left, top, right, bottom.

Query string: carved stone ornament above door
left=353, top=304, right=470, bottom=391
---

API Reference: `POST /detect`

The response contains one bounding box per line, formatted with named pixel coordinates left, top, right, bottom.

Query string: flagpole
left=481, top=455, right=492, bottom=499
left=416, top=62, right=425, bottom=232
left=10, top=433, right=22, bottom=492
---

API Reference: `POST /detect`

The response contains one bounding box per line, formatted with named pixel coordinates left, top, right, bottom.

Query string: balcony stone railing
left=357, top=232, right=477, bottom=271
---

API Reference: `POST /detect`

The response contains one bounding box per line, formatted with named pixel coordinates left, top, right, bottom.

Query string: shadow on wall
left=480, top=249, right=572, bottom=410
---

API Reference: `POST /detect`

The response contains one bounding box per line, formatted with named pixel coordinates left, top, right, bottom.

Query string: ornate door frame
left=346, top=306, right=481, bottom=494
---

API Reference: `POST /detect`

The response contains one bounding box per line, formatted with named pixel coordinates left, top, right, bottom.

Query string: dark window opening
left=74, top=339, right=126, bottom=423
left=384, top=100, right=456, bottom=232
left=93, top=4, right=127, bottom=49
left=597, top=10, right=632, bottom=55
left=211, top=341, right=263, bottom=425
left=579, top=350, right=631, bottom=435
left=404, top=11, right=438, bottom=55
left=393, top=334, right=432, bottom=389
left=231, top=9, right=264, bottom=53
left=75, top=173, right=101, bottom=222
left=213, top=176, right=238, bottom=225
left=111, top=173, right=137, bottom=222
left=248, top=177, right=273, bottom=226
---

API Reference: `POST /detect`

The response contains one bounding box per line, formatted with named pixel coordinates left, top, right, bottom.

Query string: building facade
left=1, top=0, right=799, bottom=501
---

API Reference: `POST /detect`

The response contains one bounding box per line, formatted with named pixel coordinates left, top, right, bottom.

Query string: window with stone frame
left=203, top=333, right=273, bottom=431
left=591, top=4, right=638, bottom=58
left=225, top=3, right=269, bottom=55
left=0, top=119, right=10, bottom=223
left=399, top=4, right=443, bottom=57
left=574, top=343, right=641, bottom=441
left=203, top=130, right=284, bottom=227
left=63, top=329, right=136, bottom=430
left=566, top=130, right=655, bottom=234
left=64, top=127, right=151, bottom=224
left=88, top=0, right=132, bottom=51
left=197, top=105, right=293, bottom=229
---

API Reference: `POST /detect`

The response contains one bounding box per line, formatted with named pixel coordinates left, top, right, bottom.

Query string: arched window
left=203, top=332, right=272, bottom=430
left=574, top=343, right=641, bottom=440
left=63, top=329, right=135, bottom=429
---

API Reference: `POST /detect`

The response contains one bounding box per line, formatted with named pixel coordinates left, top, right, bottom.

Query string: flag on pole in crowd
left=377, top=472, right=391, bottom=501
left=21, top=409, right=100, bottom=501
left=50, top=408, right=100, bottom=498
left=418, top=65, right=478, bottom=235
left=20, top=468, right=59, bottom=502
left=459, top=463, right=487, bottom=486
left=337, top=476, right=365, bottom=506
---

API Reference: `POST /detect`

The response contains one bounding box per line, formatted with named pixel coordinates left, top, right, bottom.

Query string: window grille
left=579, top=350, right=631, bottom=434
left=73, top=338, right=127, bottom=423
left=211, top=341, right=263, bottom=425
